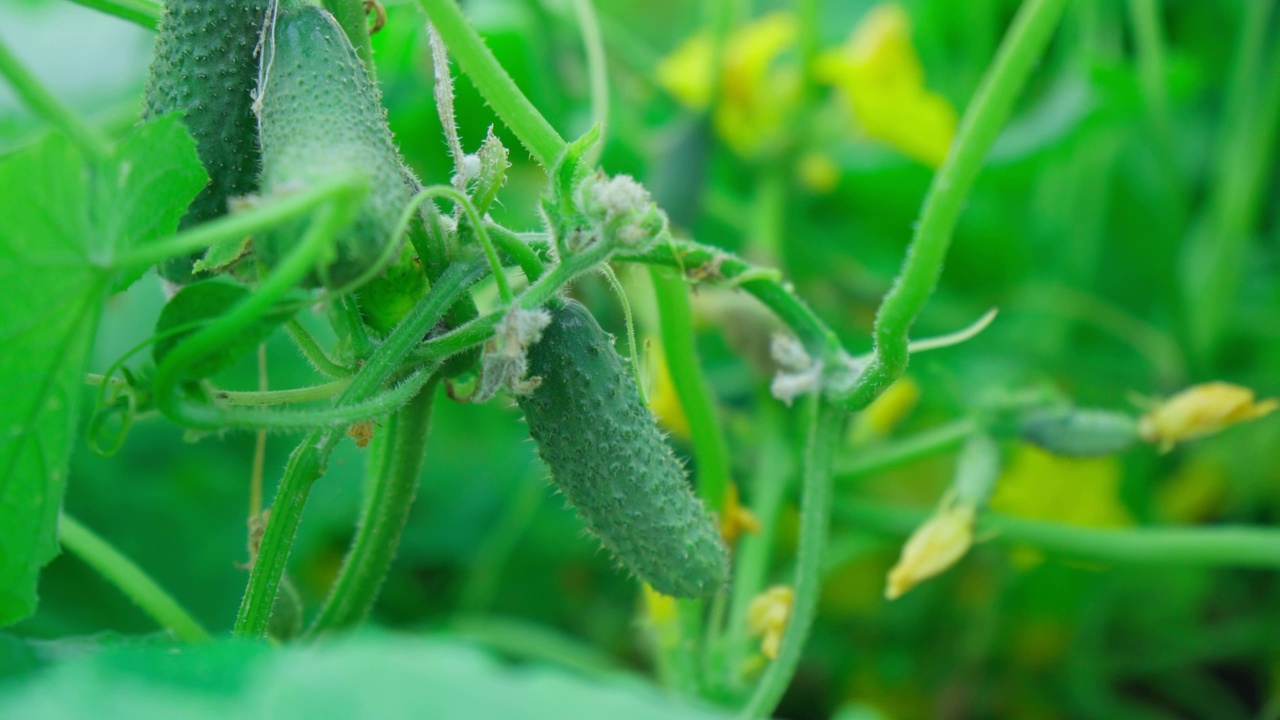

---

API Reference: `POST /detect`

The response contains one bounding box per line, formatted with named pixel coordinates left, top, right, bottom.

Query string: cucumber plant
left=25, top=0, right=1264, bottom=717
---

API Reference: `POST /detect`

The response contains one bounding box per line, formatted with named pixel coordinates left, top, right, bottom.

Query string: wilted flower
left=885, top=497, right=975, bottom=600
left=815, top=4, right=956, bottom=167
left=747, top=585, right=794, bottom=660
left=656, top=12, right=800, bottom=156
left=1137, top=382, right=1278, bottom=452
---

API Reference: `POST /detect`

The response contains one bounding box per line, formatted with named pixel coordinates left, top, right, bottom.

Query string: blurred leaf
left=0, top=115, right=204, bottom=626
left=152, top=280, right=292, bottom=379
left=0, top=634, right=732, bottom=719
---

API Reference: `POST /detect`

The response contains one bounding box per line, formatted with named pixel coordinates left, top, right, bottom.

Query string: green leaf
left=0, top=117, right=205, bottom=626
left=152, top=280, right=293, bottom=379
left=0, top=635, right=732, bottom=719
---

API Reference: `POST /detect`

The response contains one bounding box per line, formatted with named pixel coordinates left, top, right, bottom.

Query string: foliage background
left=1, top=0, right=1278, bottom=717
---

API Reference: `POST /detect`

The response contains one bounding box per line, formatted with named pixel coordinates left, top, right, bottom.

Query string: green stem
left=68, top=0, right=160, bottom=29
left=573, top=0, right=608, bottom=163
left=215, top=378, right=352, bottom=406
left=0, top=37, right=111, bottom=159
left=739, top=399, right=841, bottom=719
left=621, top=238, right=838, bottom=355
left=649, top=267, right=729, bottom=513
left=413, top=242, right=615, bottom=362
left=59, top=513, right=211, bottom=643
left=307, top=379, right=439, bottom=635
left=833, top=0, right=1069, bottom=410
left=154, top=181, right=367, bottom=429
left=1183, top=0, right=1280, bottom=361
left=421, top=185, right=513, bottom=303
left=323, top=0, right=376, bottom=76
left=234, top=260, right=487, bottom=638
left=115, top=175, right=364, bottom=271
left=418, top=0, right=566, bottom=166
left=833, top=419, right=975, bottom=483
left=725, top=401, right=791, bottom=689
left=285, top=319, right=352, bottom=378
left=486, top=222, right=547, bottom=280
left=836, top=500, right=1280, bottom=570
left=1125, top=0, right=1185, bottom=218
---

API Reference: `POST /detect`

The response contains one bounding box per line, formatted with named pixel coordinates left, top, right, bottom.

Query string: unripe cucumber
left=519, top=300, right=729, bottom=598
left=143, top=0, right=269, bottom=282
left=1020, top=407, right=1138, bottom=457
left=256, top=3, right=413, bottom=288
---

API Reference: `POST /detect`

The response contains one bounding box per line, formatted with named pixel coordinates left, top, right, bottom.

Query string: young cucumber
left=519, top=300, right=729, bottom=598
left=255, top=2, right=414, bottom=288
left=143, top=0, right=269, bottom=282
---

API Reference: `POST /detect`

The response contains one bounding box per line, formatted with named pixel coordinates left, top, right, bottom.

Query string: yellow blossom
left=642, top=583, right=678, bottom=628
left=720, top=482, right=762, bottom=546
left=815, top=4, right=956, bottom=167
left=885, top=497, right=975, bottom=600
left=656, top=12, right=800, bottom=156
left=747, top=585, right=794, bottom=660
left=646, top=340, right=692, bottom=440
left=1137, top=382, right=1278, bottom=452
left=989, top=446, right=1132, bottom=567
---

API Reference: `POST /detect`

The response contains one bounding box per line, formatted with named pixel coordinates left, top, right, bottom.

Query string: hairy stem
left=59, top=513, right=211, bottom=643
left=833, top=419, right=975, bottom=483
left=234, top=261, right=486, bottom=638
left=649, top=267, right=730, bottom=513
left=739, top=399, right=841, bottom=719
left=417, top=0, right=566, bottom=166
left=285, top=319, right=352, bottom=378
left=837, top=501, right=1280, bottom=570
left=307, top=379, right=439, bottom=635
left=833, top=0, right=1069, bottom=410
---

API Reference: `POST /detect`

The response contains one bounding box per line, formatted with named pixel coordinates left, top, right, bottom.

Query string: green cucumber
left=143, top=0, right=269, bottom=282
left=1020, top=407, right=1139, bottom=457
left=255, top=2, right=415, bottom=289
left=519, top=300, right=729, bottom=598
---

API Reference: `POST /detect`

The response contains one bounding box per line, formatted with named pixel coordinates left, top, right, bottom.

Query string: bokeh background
left=2, top=0, right=1279, bottom=717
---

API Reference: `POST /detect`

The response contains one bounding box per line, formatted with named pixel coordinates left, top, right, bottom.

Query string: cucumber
left=1020, top=407, right=1138, bottom=457
left=255, top=2, right=415, bottom=288
left=518, top=300, right=729, bottom=598
left=143, top=0, right=269, bottom=282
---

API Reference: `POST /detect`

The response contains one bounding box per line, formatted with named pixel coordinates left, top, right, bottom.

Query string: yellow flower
left=642, top=583, right=678, bottom=628
left=656, top=12, right=800, bottom=156
left=815, top=4, right=956, bottom=167
left=720, top=482, right=762, bottom=546
left=1137, top=382, right=1278, bottom=452
left=885, top=497, right=975, bottom=600
left=645, top=340, right=692, bottom=440
left=747, top=585, right=794, bottom=660
left=990, top=446, right=1133, bottom=528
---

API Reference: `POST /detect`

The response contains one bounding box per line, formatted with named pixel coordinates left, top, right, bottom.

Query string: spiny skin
left=519, top=301, right=729, bottom=598
left=143, top=0, right=268, bottom=282
left=256, top=3, right=413, bottom=288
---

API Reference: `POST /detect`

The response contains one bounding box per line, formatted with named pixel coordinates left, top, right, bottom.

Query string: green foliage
left=152, top=280, right=293, bottom=378
left=0, top=635, right=731, bottom=719
left=0, top=116, right=205, bottom=626
left=520, top=300, right=728, bottom=598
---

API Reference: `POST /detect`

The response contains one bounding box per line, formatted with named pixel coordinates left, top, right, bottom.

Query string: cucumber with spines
left=255, top=2, right=415, bottom=288
left=143, top=0, right=269, bottom=282
left=518, top=300, right=729, bottom=598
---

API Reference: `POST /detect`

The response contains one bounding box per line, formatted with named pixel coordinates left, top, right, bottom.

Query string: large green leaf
left=0, top=116, right=206, bottom=626
left=0, top=635, right=732, bottom=719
